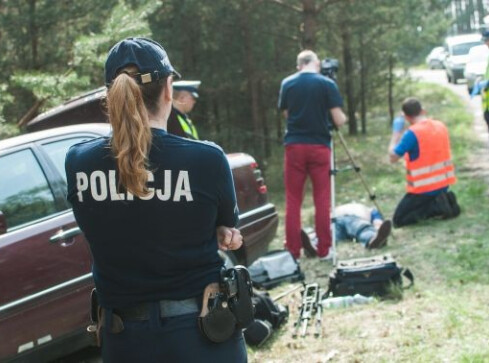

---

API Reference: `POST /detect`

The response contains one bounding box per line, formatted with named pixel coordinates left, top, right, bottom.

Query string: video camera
left=320, top=58, right=339, bottom=81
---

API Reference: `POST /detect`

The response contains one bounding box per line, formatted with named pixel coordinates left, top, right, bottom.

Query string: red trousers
left=284, top=144, right=332, bottom=258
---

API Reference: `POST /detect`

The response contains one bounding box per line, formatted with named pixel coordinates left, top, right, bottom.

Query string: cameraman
left=278, top=50, right=346, bottom=261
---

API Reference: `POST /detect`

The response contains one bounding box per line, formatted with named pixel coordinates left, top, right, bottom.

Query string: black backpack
left=252, top=292, right=288, bottom=329
left=243, top=291, right=289, bottom=347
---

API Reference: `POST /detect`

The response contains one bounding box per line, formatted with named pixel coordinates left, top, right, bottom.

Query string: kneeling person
left=389, top=97, right=460, bottom=227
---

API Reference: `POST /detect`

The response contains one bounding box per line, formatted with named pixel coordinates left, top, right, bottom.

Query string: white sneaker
left=319, top=249, right=336, bottom=261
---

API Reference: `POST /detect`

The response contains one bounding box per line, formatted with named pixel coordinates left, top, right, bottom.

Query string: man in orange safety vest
left=389, top=97, right=460, bottom=227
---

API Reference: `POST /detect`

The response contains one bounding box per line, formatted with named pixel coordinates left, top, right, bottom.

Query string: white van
left=443, top=33, right=483, bottom=83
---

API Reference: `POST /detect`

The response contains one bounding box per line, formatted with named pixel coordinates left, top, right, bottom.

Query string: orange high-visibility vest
left=405, top=119, right=456, bottom=194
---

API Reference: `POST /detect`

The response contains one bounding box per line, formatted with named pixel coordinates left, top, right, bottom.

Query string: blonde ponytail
left=106, top=70, right=152, bottom=197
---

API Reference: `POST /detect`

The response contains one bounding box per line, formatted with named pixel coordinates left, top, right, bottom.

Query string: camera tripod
left=301, top=128, right=385, bottom=265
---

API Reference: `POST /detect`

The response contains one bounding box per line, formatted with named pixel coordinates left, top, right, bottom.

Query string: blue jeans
left=334, top=215, right=376, bottom=247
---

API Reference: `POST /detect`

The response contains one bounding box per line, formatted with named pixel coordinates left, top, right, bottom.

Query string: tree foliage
left=7, top=0, right=161, bottom=115
left=0, top=0, right=483, bottom=161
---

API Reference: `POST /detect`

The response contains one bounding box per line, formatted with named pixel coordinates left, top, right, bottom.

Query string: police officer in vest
left=168, top=80, right=201, bottom=139
left=65, top=38, right=247, bottom=362
left=389, top=97, right=460, bottom=227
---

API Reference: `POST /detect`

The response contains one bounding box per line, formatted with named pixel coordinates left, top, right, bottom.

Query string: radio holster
left=198, top=266, right=254, bottom=343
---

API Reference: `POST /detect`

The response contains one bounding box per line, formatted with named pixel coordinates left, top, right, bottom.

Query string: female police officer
left=65, top=38, right=247, bottom=362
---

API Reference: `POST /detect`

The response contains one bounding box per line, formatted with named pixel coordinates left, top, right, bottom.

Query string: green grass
left=253, top=81, right=489, bottom=362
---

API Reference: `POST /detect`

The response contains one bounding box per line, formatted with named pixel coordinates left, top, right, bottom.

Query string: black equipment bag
left=248, top=250, right=304, bottom=289
left=327, top=254, right=414, bottom=298
left=243, top=291, right=289, bottom=347
left=252, top=291, right=289, bottom=329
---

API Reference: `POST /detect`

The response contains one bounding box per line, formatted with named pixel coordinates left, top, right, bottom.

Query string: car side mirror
left=0, top=211, right=7, bottom=235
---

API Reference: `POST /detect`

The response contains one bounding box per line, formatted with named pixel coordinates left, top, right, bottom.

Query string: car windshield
left=452, top=41, right=483, bottom=56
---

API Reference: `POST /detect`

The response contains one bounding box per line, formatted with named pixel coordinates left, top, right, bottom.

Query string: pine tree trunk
left=239, top=0, right=262, bottom=158
left=359, top=33, right=367, bottom=135
left=387, top=55, right=395, bottom=127
left=341, top=27, right=357, bottom=135
left=477, top=0, right=485, bottom=25
left=467, top=0, right=474, bottom=31
left=258, top=79, right=271, bottom=158
left=29, top=0, right=38, bottom=69
left=301, top=0, right=317, bottom=49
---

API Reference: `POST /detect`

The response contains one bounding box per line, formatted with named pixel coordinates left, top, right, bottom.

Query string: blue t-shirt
left=394, top=129, right=447, bottom=196
left=65, top=128, right=238, bottom=308
left=278, top=72, right=343, bottom=146
left=394, top=130, right=419, bottom=160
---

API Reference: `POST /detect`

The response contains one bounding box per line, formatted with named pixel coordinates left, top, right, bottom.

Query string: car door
left=0, top=136, right=95, bottom=361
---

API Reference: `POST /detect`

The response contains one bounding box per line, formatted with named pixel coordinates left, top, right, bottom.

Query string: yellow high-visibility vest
left=177, top=114, right=199, bottom=140
left=482, top=62, right=489, bottom=111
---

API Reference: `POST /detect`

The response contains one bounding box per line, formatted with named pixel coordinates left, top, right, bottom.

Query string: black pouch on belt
left=222, top=266, right=254, bottom=329
left=198, top=266, right=254, bottom=343
left=198, top=283, right=237, bottom=343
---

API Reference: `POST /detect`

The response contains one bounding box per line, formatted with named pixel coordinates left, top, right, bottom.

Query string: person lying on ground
left=334, top=202, right=392, bottom=249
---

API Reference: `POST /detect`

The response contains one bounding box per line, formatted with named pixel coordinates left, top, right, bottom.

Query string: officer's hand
left=217, top=226, right=243, bottom=251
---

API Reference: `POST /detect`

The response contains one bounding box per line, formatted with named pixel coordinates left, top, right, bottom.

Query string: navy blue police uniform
left=66, top=129, right=247, bottom=362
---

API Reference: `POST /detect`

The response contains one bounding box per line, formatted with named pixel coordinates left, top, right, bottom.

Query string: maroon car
left=0, top=97, right=278, bottom=361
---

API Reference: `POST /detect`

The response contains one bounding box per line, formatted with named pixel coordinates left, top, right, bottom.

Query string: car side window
left=41, top=137, right=93, bottom=184
left=0, top=149, right=57, bottom=230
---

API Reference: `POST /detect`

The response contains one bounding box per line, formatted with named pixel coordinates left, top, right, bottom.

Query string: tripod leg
left=334, top=130, right=385, bottom=218
left=333, top=129, right=394, bottom=239
left=330, top=138, right=337, bottom=265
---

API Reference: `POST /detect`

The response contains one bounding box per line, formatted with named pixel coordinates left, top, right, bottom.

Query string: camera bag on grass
left=244, top=291, right=289, bottom=347
left=326, top=254, right=414, bottom=298
left=248, top=250, right=304, bottom=289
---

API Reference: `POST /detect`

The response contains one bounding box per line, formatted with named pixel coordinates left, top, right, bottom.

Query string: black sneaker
left=367, top=220, right=392, bottom=249
left=434, top=192, right=454, bottom=219
left=446, top=191, right=461, bottom=217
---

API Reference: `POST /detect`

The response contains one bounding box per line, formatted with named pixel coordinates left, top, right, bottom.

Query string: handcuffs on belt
left=198, top=266, right=254, bottom=343
left=86, top=266, right=254, bottom=345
